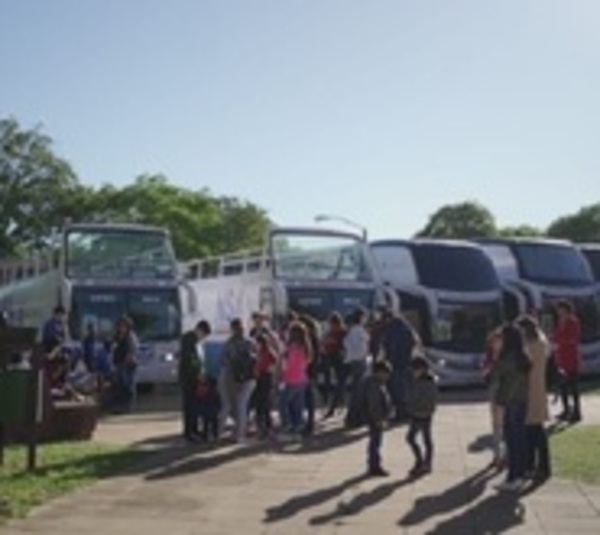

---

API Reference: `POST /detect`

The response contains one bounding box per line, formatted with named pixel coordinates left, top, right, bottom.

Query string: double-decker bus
left=183, top=226, right=381, bottom=338
left=370, top=239, right=503, bottom=385
left=0, top=222, right=189, bottom=384
left=480, top=238, right=600, bottom=373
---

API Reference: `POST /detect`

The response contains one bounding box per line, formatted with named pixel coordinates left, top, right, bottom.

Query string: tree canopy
left=547, top=203, right=600, bottom=243
left=0, top=118, right=271, bottom=260
left=416, top=201, right=497, bottom=239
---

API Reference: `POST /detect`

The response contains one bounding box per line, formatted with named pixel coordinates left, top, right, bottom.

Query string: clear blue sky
left=1, top=0, right=599, bottom=239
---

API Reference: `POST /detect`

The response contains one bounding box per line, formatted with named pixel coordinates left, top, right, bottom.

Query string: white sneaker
left=495, top=479, right=525, bottom=492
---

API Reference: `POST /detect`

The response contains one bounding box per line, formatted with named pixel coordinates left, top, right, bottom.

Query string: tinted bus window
left=514, top=244, right=593, bottom=286
left=480, top=244, right=520, bottom=281
left=582, top=249, right=600, bottom=281
left=412, top=244, right=500, bottom=292
left=370, top=245, right=418, bottom=286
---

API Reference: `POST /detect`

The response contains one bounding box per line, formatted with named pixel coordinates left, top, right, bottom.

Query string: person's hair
left=299, top=314, right=318, bottom=334
left=328, top=311, right=344, bottom=329
left=117, top=315, right=133, bottom=331
left=288, top=321, right=310, bottom=350
left=556, top=300, right=574, bottom=315
left=501, top=323, right=531, bottom=373
left=349, top=308, right=365, bottom=326
left=196, top=320, right=211, bottom=335
left=372, top=359, right=392, bottom=375
left=410, top=355, right=430, bottom=372
left=54, top=305, right=66, bottom=315
left=230, top=318, right=244, bottom=334
left=516, top=315, right=541, bottom=342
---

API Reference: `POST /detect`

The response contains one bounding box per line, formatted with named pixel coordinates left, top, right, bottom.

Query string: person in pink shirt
left=278, top=321, right=313, bottom=437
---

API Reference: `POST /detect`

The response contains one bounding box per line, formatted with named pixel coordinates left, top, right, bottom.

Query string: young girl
left=255, top=334, right=278, bottom=438
left=278, top=322, right=312, bottom=437
left=483, top=329, right=506, bottom=470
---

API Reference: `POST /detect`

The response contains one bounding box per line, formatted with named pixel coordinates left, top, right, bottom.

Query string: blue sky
left=1, top=0, right=599, bottom=239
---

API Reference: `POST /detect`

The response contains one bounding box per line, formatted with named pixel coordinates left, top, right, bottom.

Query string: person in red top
left=553, top=300, right=582, bottom=422
left=254, top=333, right=279, bottom=438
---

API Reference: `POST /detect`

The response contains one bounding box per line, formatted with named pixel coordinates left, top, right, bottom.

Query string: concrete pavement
left=3, top=392, right=600, bottom=535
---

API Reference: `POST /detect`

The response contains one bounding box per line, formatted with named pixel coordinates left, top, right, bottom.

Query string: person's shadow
left=309, top=476, right=413, bottom=526
left=399, top=466, right=497, bottom=527
left=264, top=473, right=369, bottom=523
left=422, top=491, right=526, bottom=534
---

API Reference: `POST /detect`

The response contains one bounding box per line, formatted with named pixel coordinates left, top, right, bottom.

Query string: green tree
left=0, top=118, right=79, bottom=254
left=498, top=225, right=545, bottom=238
left=547, top=203, right=600, bottom=242
left=416, top=201, right=497, bottom=239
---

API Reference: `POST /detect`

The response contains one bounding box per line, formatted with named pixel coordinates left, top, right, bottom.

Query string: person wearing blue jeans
left=364, top=359, right=392, bottom=476
left=279, top=384, right=306, bottom=433
left=504, top=401, right=528, bottom=482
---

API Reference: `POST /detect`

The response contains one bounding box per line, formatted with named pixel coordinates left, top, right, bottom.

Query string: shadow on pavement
left=264, top=473, right=369, bottom=523
left=309, top=476, right=413, bottom=526
left=467, top=433, right=494, bottom=454
left=399, top=466, right=496, bottom=527
left=276, top=426, right=368, bottom=456
left=424, top=492, right=526, bottom=535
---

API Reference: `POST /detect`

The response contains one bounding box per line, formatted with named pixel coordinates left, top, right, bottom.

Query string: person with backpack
left=219, top=318, right=257, bottom=443
left=364, top=359, right=393, bottom=477
left=278, top=321, right=312, bottom=439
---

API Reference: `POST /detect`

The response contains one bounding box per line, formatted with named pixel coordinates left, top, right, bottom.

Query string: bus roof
left=64, top=222, right=169, bottom=234
left=476, top=237, right=573, bottom=248
left=370, top=238, right=484, bottom=250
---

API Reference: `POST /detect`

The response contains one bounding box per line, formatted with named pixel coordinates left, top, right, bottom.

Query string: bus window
left=371, top=244, right=418, bottom=287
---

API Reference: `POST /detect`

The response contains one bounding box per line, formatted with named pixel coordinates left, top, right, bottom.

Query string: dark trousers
left=305, top=381, right=316, bottom=434
left=560, top=373, right=581, bottom=419
left=255, top=374, right=273, bottom=433
left=327, top=361, right=349, bottom=414
left=113, top=363, right=135, bottom=409
left=368, top=424, right=383, bottom=470
left=388, top=365, right=410, bottom=420
left=504, top=401, right=527, bottom=482
left=526, top=424, right=551, bottom=475
left=202, top=415, right=219, bottom=440
left=182, top=386, right=199, bottom=438
left=406, top=417, right=433, bottom=466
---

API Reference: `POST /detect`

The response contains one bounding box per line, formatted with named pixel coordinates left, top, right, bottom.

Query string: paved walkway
left=3, top=392, right=600, bottom=535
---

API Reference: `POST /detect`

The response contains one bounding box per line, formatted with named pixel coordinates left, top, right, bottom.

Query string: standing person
left=321, top=312, right=347, bottom=418
left=380, top=308, right=418, bottom=422
left=494, top=323, right=531, bottom=492
left=553, top=300, right=582, bottom=423
left=299, top=314, right=320, bottom=436
left=482, top=328, right=506, bottom=470
left=254, top=333, right=278, bottom=439
left=82, top=323, right=97, bottom=373
left=219, top=319, right=257, bottom=443
left=42, top=305, right=68, bottom=356
left=406, top=356, right=438, bottom=477
left=279, top=321, right=312, bottom=438
left=111, top=316, right=139, bottom=412
left=364, top=359, right=392, bottom=477
left=517, top=315, right=552, bottom=481
left=344, top=309, right=370, bottom=427
left=178, top=320, right=212, bottom=443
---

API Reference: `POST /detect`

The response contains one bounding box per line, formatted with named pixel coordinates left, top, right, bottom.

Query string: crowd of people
left=178, top=306, right=438, bottom=478
left=179, top=298, right=585, bottom=485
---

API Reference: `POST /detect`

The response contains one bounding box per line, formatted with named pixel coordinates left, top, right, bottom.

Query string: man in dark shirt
left=112, top=316, right=139, bottom=411
left=42, top=305, right=67, bottom=355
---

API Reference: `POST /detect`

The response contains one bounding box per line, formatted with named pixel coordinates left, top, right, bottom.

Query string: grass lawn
left=551, top=425, right=600, bottom=484
left=0, top=441, right=149, bottom=521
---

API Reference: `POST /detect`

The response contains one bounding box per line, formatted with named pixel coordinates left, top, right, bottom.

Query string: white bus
left=0, top=222, right=191, bottom=384
left=370, top=239, right=504, bottom=385
left=480, top=238, right=600, bottom=373
left=182, top=226, right=382, bottom=339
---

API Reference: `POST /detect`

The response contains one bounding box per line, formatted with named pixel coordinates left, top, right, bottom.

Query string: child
left=483, top=329, right=506, bottom=470
left=406, top=356, right=438, bottom=477
left=197, top=374, right=221, bottom=442
left=364, top=359, right=392, bottom=477
left=255, top=334, right=278, bottom=438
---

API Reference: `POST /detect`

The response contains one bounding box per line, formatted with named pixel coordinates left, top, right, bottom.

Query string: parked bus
left=182, top=226, right=382, bottom=338
left=370, top=239, right=503, bottom=385
left=480, top=238, right=600, bottom=373
left=580, top=244, right=600, bottom=286
left=0, top=222, right=191, bottom=384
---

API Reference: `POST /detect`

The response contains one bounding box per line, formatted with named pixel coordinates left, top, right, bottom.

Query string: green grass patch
left=551, top=425, right=600, bottom=484
left=0, top=442, right=150, bottom=521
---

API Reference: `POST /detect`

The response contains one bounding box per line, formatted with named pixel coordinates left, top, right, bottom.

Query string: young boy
left=364, top=359, right=392, bottom=477
left=406, top=356, right=438, bottom=477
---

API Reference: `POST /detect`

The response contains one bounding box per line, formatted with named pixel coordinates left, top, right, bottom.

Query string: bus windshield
left=582, top=249, right=600, bottom=281
left=70, top=286, right=181, bottom=342
left=514, top=244, right=593, bottom=286
left=271, top=231, right=372, bottom=282
left=413, top=244, right=499, bottom=292
left=66, top=227, right=178, bottom=280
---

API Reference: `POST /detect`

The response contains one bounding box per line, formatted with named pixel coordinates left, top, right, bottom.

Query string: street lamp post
left=314, top=214, right=368, bottom=241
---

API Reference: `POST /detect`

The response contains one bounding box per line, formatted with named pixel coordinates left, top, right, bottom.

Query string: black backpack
left=345, top=377, right=368, bottom=429
left=231, top=341, right=256, bottom=384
